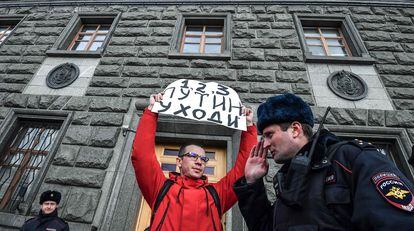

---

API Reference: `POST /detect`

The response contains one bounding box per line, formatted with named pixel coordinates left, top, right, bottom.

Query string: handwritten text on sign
left=152, top=79, right=246, bottom=131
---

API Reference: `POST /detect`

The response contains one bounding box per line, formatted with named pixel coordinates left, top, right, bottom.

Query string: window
left=303, top=27, right=351, bottom=57
left=135, top=143, right=226, bottom=231
left=0, top=110, right=72, bottom=213
left=46, top=13, right=120, bottom=57
left=0, top=25, right=16, bottom=45
left=68, top=24, right=111, bottom=51
left=169, top=14, right=231, bottom=60
left=0, top=15, right=24, bottom=47
left=294, top=14, right=374, bottom=64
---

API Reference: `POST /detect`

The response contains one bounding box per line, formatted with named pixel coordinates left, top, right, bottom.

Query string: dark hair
left=278, top=122, right=313, bottom=140
left=178, top=143, right=204, bottom=157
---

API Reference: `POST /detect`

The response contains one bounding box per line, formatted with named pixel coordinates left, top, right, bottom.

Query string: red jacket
left=131, top=109, right=257, bottom=231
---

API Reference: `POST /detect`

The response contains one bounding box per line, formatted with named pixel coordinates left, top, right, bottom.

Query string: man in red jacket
left=131, top=93, right=257, bottom=231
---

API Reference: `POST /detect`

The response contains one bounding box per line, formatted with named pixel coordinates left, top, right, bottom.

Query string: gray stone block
left=123, top=88, right=157, bottom=98
left=75, top=147, right=113, bottom=169
left=232, top=39, right=250, bottom=48
left=72, top=112, right=92, bottom=125
left=63, top=97, right=91, bottom=111
left=346, top=108, right=368, bottom=126
left=118, top=20, right=148, bottom=27
left=394, top=99, right=414, bottom=110
left=233, top=13, right=256, bottom=21
left=233, top=48, right=265, bottom=61
left=0, top=83, right=25, bottom=93
left=21, top=56, right=45, bottom=64
left=370, top=52, right=397, bottom=64
left=312, top=107, right=337, bottom=125
left=408, top=129, right=414, bottom=142
left=250, top=62, right=279, bottom=70
left=267, top=6, right=286, bottom=13
left=233, top=22, right=248, bottom=29
left=122, top=66, right=158, bottom=77
left=356, top=23, right=398, bottom=32
left=99, top=57, right=124, bottom=65
left=90, top=127, right=120, bottom=147
left=385, top=111, right=414, bottom=127
left=190, top=59, right=226, bottom=68
left=86, top=88, right=122, bottom=97
left=250, top=82, right=291, bottom=94
left=123, top=57, right=148, bottom=66
left=365, top=42, right=403, bottom=52
left=250, top=39, right=280, bottom=48
left=90, top=113, right=124, bottom=126
left=121, top=12, right=160, bottom=20
left=147, top=58, right=188, bottom=67
left=151, top=27, right=173, bottom=36
left=276, top=71, right=308, bottom=83
left=129, top=78, right=162, bottom=88
left=110, top=37, right=136, bottom=46
left=377, top=65, right=414, bottom=75
left=24, top=45, right=50, bottom=56
left=287, top=5, right=312, bottom=13
left=368, top=109, right=385, bottom=126
left=237, top=69, right=275, bottom=82
left=402, top=43, right=414, bottom=53
left=233, top=29, right=255, bottom=38
left=398, top=25, right=414, bottom=34
left=257, top=29, right=296, bottom=39
left=27, top=95, right=40, bottom=109
left=359, top=31, right=392, bottom=42
left=350, top=6, right=373, bottom=14
left=248, top=22, right=270, bottom=29
left=90, top=77, right=129, bottom=88
left=239, top=93, right=270, bottom=103
left=372, top=7, right=401, bottom=15
left=148, top=20, right=176, bottom=27
left=6, top=35, right=37, bottom=45
left=36, top=36, right=59, bottom=45
left=394, top=53, right=414, bottom=65
left=292, top=83, right=311, bottom=94
left=387, top=88, right=414, bottom=99
left=138, top=46, right=169, bottom=58
left=62, top=125, right=92, bottom=145
left=90, top=97, right=130, bottom=112
left=330, top=108, right=355, bottom=125
left=53, top=145, right=79, bottom=166
left=159, top=67, right=203, bottom=79
left=39, top=95, right=58, bottom=109
left=381, top=75, right=414, bottom=87
left=203, top=69, right=236, bottom=81
left=279, top=62, right=306, bottom=71
left=63, top=188, right=101, bottom=223
left=48, top=96, right=71, bottom=110
left=352, top=15, right=386, bottom=23
left=45, top=166, right=105, bottom=188
left=228, top=61, right=249, bottom=69
left=135, top=37, right=170, bottom=46
left=211, top=5, right=235, bottom=13
left=265, top=49, right=302, bottom=62
left=271, top=21, right=294, bottom=29
left=257, top=14, right=274, bottom=22
left=105, top=46, right=139, bottom=57
left=0, top=45, right=26, bottom=56
left=3, top=93, right=28, bottom=108
left=388, top=16, right=412, bottom=25
left=7, top=64, right=39, bottom=74
left=390, top=33, right=414, bottom=43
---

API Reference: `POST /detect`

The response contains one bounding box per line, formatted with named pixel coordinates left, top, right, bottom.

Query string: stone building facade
left=0, top=0, right=413, bottom=230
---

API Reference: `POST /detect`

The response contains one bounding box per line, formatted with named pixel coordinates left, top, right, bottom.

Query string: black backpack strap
left=149, top=179, right=174, bottom=227
left=206, top=185, right=222, bottom=218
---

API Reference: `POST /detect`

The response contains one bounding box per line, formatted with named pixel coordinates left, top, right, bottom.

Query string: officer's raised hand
left=245, top=140, right=268, bottom=184
left=147, top=92, right=164, bottom=111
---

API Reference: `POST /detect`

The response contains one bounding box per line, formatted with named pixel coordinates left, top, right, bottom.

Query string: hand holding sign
left=151, top=79, right=248, bottom=131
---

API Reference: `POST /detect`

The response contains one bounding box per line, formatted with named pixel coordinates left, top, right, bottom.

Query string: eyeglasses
left=179, top=152, right=209, bottom=163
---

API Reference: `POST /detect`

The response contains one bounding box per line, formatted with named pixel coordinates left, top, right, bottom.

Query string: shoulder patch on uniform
left=372, top=172, right=414, bottom=212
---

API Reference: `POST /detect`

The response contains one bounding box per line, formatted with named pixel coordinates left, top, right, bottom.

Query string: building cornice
left=1, top=0, right=414, bottom=8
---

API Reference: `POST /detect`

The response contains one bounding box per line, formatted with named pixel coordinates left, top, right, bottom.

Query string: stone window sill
left=168, top=52, right=231, bottom=60
left=305, top=54, right=375, bottom=65
left=46, top=50, right=102, bottom=58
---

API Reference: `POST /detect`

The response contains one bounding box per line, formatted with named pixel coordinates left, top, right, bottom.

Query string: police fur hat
left=39, top=190, right=61, bottom=204
left=257, top=93, right=314, bottom=133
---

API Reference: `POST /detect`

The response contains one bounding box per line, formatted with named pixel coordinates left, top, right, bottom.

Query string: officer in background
left=21, top=190, right=69, bottom=231
left=234, top=93, right=414, bottom=230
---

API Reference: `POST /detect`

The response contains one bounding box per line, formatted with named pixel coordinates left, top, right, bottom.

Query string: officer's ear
left=176, top=157, right=182, bottom=168
left=290, top=122, right=302, bottom=138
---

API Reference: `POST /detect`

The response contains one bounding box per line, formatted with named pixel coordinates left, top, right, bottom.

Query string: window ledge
left=46, top=49, right=102, bottom=58
left=168, top=52, right=231, bottom=60
left=304, top=54, right=375, bottom=65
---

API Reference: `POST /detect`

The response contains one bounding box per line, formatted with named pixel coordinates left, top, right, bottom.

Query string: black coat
left=234, top=130, right=414, bottom=231
left=21, top=210, right=69, bottom=231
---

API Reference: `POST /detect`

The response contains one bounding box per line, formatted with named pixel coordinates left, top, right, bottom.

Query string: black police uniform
left=234, top=130, right=414, bottom=231
left=20, top=210, right=69, bottom=231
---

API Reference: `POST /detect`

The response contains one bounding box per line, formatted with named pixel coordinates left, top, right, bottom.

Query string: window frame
left=169, top=13, right=231, bottom=60
left=294, top=14, right=375, bottom=64
left=46, top=13, right=120, bottom=58
left=326, top=125, right=414, bottom=181
left=0, top=15, right=25, bottom=48
left=0, top=109, right=72, bottom=214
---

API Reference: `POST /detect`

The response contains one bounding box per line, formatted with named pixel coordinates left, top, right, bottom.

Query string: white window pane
left=184, top=37, right=201, bottom=43
left=205, top=37, right=222, bottom=44
left=329, top=46, right=348, bottom=56
left=326, top=39, right=344, bottom=46
left=303, top=28, right=319, bottom=37
left=81, top=25, right=98, bottom=33
left=90, top=42, right=103, bottom=51
left=182, top=43, right=200, bottom=53
left=78, top=35, right=92, bottom=41
left=95, top=35, right=107, bottom=41
left=186, top=26, right=203, bottom=35
left=72, top=41, right=88, bottom=51
left=205, top=26, right=223, bottom=35
left=204, top=44, right=221, bottom=53
left=305, top=38, right=322, bottom=46
left=308, top=46, right=325, bottom=56
left=322, top=28, right=340, bottom=37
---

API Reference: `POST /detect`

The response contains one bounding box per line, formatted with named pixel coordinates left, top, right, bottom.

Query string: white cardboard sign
left=152, top=79, right=246, bottom=131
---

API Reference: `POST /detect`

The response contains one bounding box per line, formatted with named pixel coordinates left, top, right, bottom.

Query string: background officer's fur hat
left=257, top=93, right=314, bottom=133
left=39, top=190, right=61, bottom=204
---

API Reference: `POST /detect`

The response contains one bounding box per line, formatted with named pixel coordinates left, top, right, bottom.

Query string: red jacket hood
left=168, top=172, right=209, bottom=189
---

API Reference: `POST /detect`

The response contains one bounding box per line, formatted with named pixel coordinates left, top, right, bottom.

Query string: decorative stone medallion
left=327, top=70, right=368, bottom=101
left=46, top=63, right=80, bottom=89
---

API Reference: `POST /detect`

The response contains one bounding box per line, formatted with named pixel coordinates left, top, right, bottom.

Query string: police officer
left=234, top=93, right=414, bottom=231
left=21, top=190, right=69, bottom=231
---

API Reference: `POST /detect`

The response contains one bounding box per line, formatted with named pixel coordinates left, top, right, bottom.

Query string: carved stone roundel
left=327, top=70, right=368, bottom=101
left=46, top=63, right=80, bottom=89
